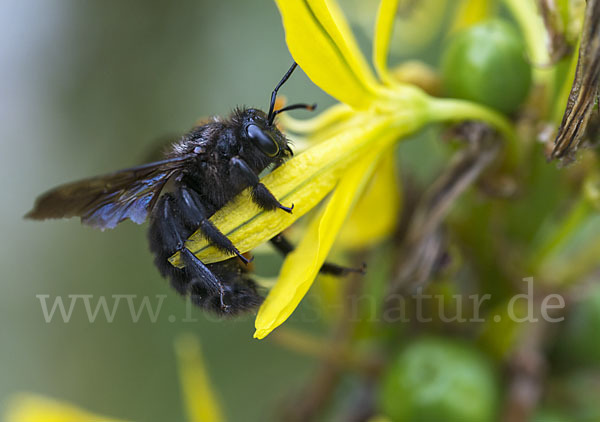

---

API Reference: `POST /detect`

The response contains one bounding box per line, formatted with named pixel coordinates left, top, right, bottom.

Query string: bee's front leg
left=229, top=157, right=293, bottom=213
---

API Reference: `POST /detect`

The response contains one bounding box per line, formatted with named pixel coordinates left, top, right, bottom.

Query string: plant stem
left=427, top=98, right=516, bottom=142
left=427, top=98, right=519, bottom=166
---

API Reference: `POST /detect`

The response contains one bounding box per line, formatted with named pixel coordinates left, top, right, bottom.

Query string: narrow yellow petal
left=170, top=114, right=398, bottom=267
left=449, top=0, right=495, bottom=33
left=175, top=334, right=224, bottom=422
left=311, top=0, right=381, bottom=88
left=4, top=394, right=129, bottom=422
left=339, top=150, right=402, bottom=249
left=302, top=112, right=376, bottom=145
left=254, top=149, right=383, bottom=339
left=274, top=0, right=380, bottom=108
left=373, top=0, right=400, bottom=85
left=390, top=0, right=450, bottom=54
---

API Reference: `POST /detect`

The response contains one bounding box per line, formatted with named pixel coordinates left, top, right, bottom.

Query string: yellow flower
left=4, top=335, right=223, bottom=422
left=174, top=335, right=224, bottom=422
left=169, top=0, right=515, bottom=339
left=3, top=395, right=130, bottom=422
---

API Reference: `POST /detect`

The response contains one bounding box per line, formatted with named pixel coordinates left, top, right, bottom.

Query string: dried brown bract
left=550, top=0, right=600, bottom=162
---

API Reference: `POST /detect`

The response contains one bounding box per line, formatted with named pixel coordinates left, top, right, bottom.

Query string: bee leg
left=153, top=195, right=229, bottom=312
left=176, top=186, right=252, bottom=265
left=230, top=157, right=294, bottom=213
left=270, top=234, right=366, bottom=276
left=180, top=249, right=229, bottom=313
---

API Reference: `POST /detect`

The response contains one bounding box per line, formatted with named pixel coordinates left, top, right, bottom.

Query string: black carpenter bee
left=27, top=63, right=361, bottom=315
left=26, top=63, right=321, bottom=315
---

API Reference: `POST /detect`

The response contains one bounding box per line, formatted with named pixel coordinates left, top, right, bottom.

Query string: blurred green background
left=0, top=1, right=333, bottom=420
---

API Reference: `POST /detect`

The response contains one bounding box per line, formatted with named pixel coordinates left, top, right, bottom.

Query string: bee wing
left=26, top=154, right=196, bottom=230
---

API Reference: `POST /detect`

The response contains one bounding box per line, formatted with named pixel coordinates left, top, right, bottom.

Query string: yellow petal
left=390, top=0, right=450, bottom=54
left=312, top=0, right=381, bottom=86
left=274, top=0, right=380, bottom=108
left=170, top=114, right=399, bottom=267
left=254, top=149, right=383, bottom=339
left=302, top=112, right=377, bottom=146
left=175, top=334, right=224, bottom=422
left=339, top=150, right=402, bottom=249
left=4, top=394, right=129, bottom=422
left=449, top=0, right=495, bottom=33
left=373, top=0, right=399, bottom=85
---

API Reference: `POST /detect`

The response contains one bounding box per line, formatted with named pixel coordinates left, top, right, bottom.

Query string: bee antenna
left=271, top=103, right=317, bottom=119
left=267, top=62, right=298, bottom=125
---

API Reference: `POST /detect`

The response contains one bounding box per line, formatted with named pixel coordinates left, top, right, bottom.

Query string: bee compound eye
left=246, top=124, right=279, bottom=157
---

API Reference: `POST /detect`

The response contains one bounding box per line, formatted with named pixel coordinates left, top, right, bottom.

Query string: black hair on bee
left=26, top=62, right=317, bottom=315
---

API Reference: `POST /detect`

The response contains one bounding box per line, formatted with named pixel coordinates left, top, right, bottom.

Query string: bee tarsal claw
left=279, top=203, right=294, bottom=214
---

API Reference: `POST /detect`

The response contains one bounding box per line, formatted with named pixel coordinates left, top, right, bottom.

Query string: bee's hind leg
left=270, top=234, right=366, bottom=276
left=180, top=248, right=229, bottom=313
left=150, top=194, right=229, bottom=312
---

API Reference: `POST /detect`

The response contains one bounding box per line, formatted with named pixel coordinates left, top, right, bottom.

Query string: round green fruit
left=441, top=19, right=532, bottom=114
left=379, top=337, right=498, bottom=422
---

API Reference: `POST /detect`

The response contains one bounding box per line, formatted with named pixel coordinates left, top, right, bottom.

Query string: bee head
left=240, top=108, right=293, bottom=162
left=239, top=63, right=316, bottom=167
left=254, top=62, right=316, bottom=160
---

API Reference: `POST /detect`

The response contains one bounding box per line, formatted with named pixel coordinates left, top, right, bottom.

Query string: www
left=36, top=294, right=166, bottom=323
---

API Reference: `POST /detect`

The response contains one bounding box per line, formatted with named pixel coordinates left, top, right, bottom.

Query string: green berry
left=379, top=337, right=498, bottom=422
left=441, top=19, right=532, bottom=114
